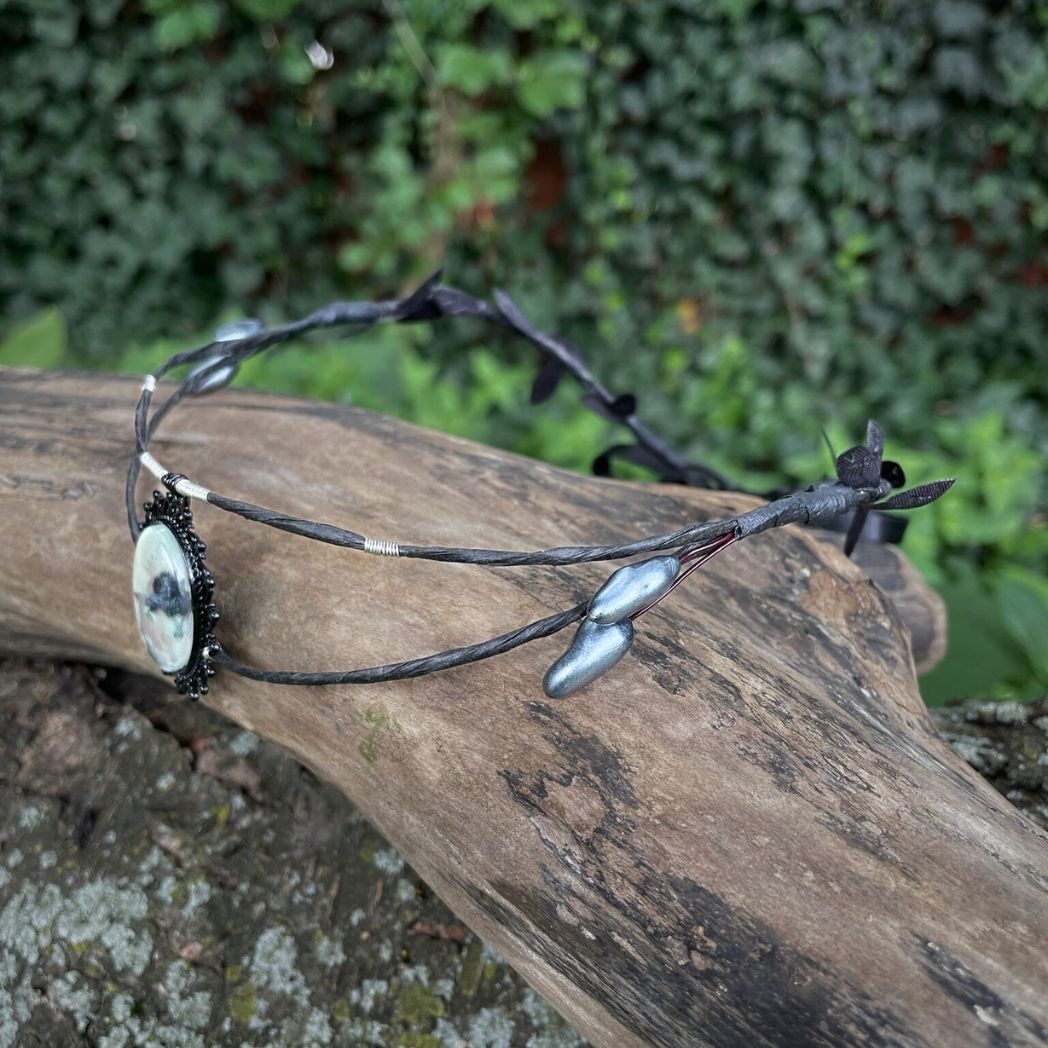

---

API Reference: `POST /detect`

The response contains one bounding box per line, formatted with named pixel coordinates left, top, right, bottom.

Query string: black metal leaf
left=609, top=392, right=637, bottom=418
left=530, top=359, right=567, bottom=404
left=877, top=479, right=956, bottom=510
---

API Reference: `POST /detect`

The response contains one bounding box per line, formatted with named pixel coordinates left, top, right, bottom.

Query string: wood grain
left=1, top=367, right=1045, bottom=1048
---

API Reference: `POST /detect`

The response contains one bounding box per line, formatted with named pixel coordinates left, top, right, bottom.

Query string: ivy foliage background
left=1, top=0, right=1045, bottom=702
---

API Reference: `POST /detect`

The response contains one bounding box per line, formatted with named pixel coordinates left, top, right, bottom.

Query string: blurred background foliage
left=1, top=0, right=1045, bottom=702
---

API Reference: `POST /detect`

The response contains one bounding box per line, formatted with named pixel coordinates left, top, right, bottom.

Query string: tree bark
left=1, top=367, right=1045, bottom=1048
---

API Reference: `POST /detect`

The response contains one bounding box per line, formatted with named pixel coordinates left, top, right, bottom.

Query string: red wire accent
left=630, top=528, right=739, bottom=621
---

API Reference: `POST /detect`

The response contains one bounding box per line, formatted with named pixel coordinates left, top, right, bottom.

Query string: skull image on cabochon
left=132, top=483, right=218, bottom=699
left=148, top=571, right=192, bottom=618
left=132, top=522, right=194, bottom=673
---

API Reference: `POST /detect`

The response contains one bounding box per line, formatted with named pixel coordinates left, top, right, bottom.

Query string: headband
left=128, top=275, right=953, bottom=700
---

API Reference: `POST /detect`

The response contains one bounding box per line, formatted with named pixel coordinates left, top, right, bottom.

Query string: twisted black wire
left=210, top=601, right=589, bottom=686
left=204, top=480, right=878, bottom=567
left=127, top=274, right=729, bottom=540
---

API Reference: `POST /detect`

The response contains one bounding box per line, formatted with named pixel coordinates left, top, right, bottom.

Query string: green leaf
left=231, top=0, right=300, bottom=18
left=491, top=0, right=562, bottom=30
left=919, top=566, right=1027, bottom=704
left=151, top=2, right=221, bottom=50
left=278, top=40, right=315, bottom=85
left=995, top=565, right=1048, bottom=683
left=0, top=308, right=67, bottom=368
left=516, top=51, right=588, bottom=117
left=436, top=44, right=513, bottom=95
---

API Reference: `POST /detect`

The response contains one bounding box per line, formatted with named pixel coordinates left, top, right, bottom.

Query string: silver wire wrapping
left=363, top=537, right=401, bottom=557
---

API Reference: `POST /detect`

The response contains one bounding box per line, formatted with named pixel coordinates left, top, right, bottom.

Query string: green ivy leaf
left=491, top=0, right=562, bottom=30
left=0, top=308, right=67, bottom=368
left=995, top=565, right=1048, bottom=684
left=436, top=44, right=513, bottom=95
left=919, top=565, right=1027, bottom=704
left=231, top=0, right=300, bottom=18
left=151, top=2, right=221, bottom=51
left=715, top=0, right=760, bottom=23
left=278, top=40, right=316, bottom=85
left=516, top=51, right=588, bottom=116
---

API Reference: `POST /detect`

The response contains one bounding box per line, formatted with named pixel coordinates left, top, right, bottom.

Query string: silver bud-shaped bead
left=189, top=318, right=266, bottom=392
left=587, top=555, right=680, bottom=624
left=214, top=318, right=265, bottom=342
left=543, top=617, right=635, bottom=699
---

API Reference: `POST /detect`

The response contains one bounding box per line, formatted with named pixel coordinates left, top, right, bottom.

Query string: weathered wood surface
left=1, top=367, right=1046, bottom=1048
left=811, top=533, right=947, bottom=676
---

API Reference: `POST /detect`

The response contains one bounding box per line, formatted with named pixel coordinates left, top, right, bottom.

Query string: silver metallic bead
left=189, top=318, right=265, bottom=392
left=543, top=617, right=635, bottom=699
left=189, top=355, right=237, bottom=392
left=214, top=318, right=265, bottom=342
left=587, top=555, right=681, bottom=624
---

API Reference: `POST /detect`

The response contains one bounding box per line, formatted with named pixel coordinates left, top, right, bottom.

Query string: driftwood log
left=1, top=367, right=1046, bottom=1048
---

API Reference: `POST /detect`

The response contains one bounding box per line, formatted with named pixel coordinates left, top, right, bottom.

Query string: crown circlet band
left=127, top=274, right=954, bottom=702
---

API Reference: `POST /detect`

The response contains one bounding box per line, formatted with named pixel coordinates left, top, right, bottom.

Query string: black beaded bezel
left=138, top=475, right=219, bottom=699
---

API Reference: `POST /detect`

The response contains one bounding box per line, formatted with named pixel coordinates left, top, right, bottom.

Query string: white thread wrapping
left=137, top=452, right=211, bottom=501
left=141, top=374, right=157, bottom=392
left=174, top=477, right=211, bottom=501
left=364, top=537, right=400, bottom=557
left=139, top=451, right=167, bottom=480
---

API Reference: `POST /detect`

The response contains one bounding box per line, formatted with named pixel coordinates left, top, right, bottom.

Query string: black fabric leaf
left=842, top=507, right=870, bottom=558
left=530, top=359, right=567, bottom=404
left=865, top=419, right=884, bottom=460
left=592, top=443, right=684, bottom=481
left=612, top=443, right=677, bottom=475
left=394, top=269, right=443, bottom=321
left=581, top=392, right=624, bottom=422
left=581, top=391, right=637, bottom=423
left=432, top=285, right=489, bottom=317
left=836, top=445, right=880, bottom=488
left=878, top=479, right=956, bottom=510
left=681, top=463, right=729, bottom=488
left=592, top=449, right=615, bottom=476
left=880, top=459, right=906, bottom=488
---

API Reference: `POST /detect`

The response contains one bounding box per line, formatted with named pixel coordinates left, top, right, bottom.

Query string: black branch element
left=127, top=275, right=955, bottom=689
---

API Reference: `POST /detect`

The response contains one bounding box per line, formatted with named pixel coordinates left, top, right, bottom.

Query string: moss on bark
left=0, top=660, right=585, bottom=1048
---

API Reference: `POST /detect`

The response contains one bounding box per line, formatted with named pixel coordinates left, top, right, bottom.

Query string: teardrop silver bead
left=543, top=618, right=635, bottom=699
left=189, top=319, right=266, bottom=392
left=214, top=318, right=265, bottom=341
left=587, top=555, right=681, bottom=624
